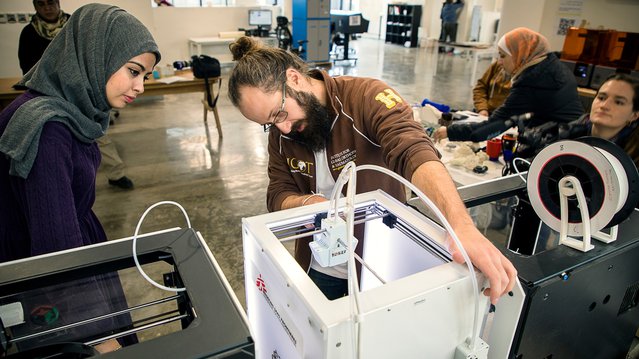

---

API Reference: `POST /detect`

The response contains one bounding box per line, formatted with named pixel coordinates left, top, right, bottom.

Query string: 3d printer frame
left=410, top=173, right=639, bottom=359
left=242, top=190, right=524, bottom=359
left=0, top=228, right=254, bottom=358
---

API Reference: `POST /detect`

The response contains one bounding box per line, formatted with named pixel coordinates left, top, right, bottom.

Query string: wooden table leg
left=202, top=78, right=223, bottom=138
left=212, top=105, right=222, bottom=138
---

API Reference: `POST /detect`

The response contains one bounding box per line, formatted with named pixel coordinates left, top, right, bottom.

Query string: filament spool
left=527, top=137, right=639, bottom=236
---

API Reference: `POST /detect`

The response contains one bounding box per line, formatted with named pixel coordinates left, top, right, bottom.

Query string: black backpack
left=191, top=55, right=221, bottom=108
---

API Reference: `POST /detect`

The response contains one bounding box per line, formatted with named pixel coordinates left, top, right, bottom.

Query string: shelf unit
left=385, top=4, right=422, bottom=47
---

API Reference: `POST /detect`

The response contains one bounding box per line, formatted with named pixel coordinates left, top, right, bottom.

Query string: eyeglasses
left=263, top=83, right=288, bottom=132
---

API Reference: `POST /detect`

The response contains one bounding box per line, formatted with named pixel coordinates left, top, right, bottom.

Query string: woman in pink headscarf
left=435, top=27, right=584, bottom=150
left=497, top=27, right=551, bottom=80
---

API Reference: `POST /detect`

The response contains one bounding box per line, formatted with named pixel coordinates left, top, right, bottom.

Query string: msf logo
left=286, top=157, right=314, bottom=177
left=375, top=89, right=403, bottom=109
left=256, top=274, right=267, bottom=293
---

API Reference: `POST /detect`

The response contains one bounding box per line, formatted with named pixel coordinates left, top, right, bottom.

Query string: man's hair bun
left=229, top=36, right=260, bottom=61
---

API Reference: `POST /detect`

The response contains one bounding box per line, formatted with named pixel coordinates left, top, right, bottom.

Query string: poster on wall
left=557, top=18, right=577, bottom=35
left=558, top=0, right=583, bottom=13
left=556, top=0, right=583, bottom=35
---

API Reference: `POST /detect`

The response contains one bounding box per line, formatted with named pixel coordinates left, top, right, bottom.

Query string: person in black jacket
left=18, top=0, right=70, bottom=75
left=434, top=27, right=583, bottom=143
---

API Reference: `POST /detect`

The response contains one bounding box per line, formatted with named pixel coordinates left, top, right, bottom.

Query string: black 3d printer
left=0, top=228, right=254, bottom=358
left=430, top=137, right=639, bottom=358
left=329, top=10, right=369, bottom=63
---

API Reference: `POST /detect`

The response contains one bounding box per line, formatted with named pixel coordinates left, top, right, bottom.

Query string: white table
left=406, top=138, right=509, bottom=232
left=419, top=110, right=505, bottom=187
left=436, top=139, right=505, bottom=187
left=188, top=36, right=278, bottom=66
left=440, top=42, right=498, bottom=86
left=469, top=47, right=498, bottom=86
left=188, top=37, right=235, bottom=65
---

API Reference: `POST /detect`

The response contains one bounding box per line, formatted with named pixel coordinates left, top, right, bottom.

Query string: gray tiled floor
left=93, top=37, right=638, bottom=357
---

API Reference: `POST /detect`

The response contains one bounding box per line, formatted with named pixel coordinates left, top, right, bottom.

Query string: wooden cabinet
left=385, top=4, right=422, bottom=48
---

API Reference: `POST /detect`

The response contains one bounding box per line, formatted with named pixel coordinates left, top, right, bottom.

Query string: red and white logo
left=256, top=274, right=267, bottom=293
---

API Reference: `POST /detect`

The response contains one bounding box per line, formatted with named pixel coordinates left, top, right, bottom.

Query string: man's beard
left=285, top=88, right=333, bottom=152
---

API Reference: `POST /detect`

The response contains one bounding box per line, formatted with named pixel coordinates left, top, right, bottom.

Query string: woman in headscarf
left=434, top=27, right=584, bottom=145
left=0, top=3, right=160, bottom=353
left=18, top=0, right=71, bottom=75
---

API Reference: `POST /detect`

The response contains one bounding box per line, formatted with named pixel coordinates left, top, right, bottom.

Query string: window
left=152, top=0, right=272, bottom=7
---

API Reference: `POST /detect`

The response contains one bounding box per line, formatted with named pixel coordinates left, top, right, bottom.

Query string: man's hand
left=95, top=339, right=122, bottom=353
left=478, top=110, right=489, bottom=117
left=281, top=193, right=328, bottom=209
left=411, top=161, right=518, bottom=304
left=433, top=126, right=448, bottom=143
left=447, top=224, right=517, bottom=304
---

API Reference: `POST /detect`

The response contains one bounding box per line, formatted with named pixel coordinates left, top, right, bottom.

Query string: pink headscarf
left=498, top=27, right=550, bottom=78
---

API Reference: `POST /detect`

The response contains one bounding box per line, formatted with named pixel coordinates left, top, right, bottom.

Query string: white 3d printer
left=242, top=164, right=526, bottom=359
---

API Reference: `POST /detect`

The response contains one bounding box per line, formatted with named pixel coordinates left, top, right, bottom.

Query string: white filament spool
left=597, top=147, right=629, bottom=213
left=527, top=140, right=629, bottom=236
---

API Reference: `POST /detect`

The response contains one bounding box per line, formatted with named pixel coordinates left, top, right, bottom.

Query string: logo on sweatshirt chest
left=287, top=157, right=314, bottom=177
left=330, top=149, right=356, bottom=172
left=375, top=89, right=403, bottom=109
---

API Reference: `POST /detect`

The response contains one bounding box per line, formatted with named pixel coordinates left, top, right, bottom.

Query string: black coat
left=448, top=53, right=584, bottom=142
left=18, top=24, right=52, bottom=75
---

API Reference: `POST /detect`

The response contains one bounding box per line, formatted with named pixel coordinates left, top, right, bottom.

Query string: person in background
left=577, top=73, right=639, bottom=167
left=154, top=0, right=174, bottom=6
left=18, top=0, right=136, bottom=190
left=434, top=27, right=583, bottom=143
left=18, top=0, right=70, bottom=75
left=439, top=0, right=464, bottom=53
left=227, top=36, right=517, bottom=302
left=0, top=4, right=160, bottom=351
left=473, top=60, right=511, bottom=117
left=97, top=130, right=134, bottom=189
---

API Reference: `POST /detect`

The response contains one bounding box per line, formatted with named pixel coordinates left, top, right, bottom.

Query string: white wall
left=390, top=0, right=503, bottom=44
left=0, top=0, right=280, bottom=77
left=0, top=0, right=154, bottom=77
left=358, top=0, right=388, bottom=39
left=2, top=0, right=638, bottom=77
left=496, top=0, right=546, bottom=43
left=152, top=6, right=265, bottom=65
left=360, top=0, right=502, bottom=44
left=540, top=0, right=639, bottom=50
left=498, top=0, right=639, bottom=51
